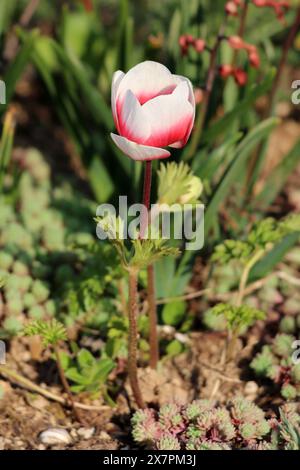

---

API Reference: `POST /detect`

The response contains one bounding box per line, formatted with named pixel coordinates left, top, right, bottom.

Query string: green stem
left=226, top=249, right=265, bottom=361
left=236, top=249, right=265, bottom=307
left=128, top=269, right=145, bottom=409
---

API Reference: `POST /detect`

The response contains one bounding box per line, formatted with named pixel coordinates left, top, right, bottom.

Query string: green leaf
left=77, top=348, right=95, bottom=369
left=166, top=339, right=184, bottom=356
left=162, top=300, right=187, bottom=326
left=205, top=118, right=279, bottom=236
left=250, top=233, right=300, bottom=280
left=87, top=155, right=115, bottom=203
left=2, top=29, right=38, bottom=108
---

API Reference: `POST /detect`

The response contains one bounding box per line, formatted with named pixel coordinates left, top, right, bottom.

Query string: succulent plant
left=251, top=333, right=300, bottom=399
left=131, top=397, right=289, bottom=450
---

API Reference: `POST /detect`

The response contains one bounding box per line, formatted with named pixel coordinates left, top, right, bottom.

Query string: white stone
left=77, top=427, right=95, bottom=440
left=39, top=428, right=72, bottom=446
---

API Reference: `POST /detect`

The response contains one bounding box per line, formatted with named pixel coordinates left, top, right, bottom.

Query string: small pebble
left=99, top=431, right=111, bottom=441
left=39, top=428, right=72, bottom=446
left=77, top=427, right=95, bottom=440
left=244, top=381, right=258, bottom=398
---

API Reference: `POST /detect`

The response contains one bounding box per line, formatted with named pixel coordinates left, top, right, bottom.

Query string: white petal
left=173, top=75, right=195, bottom=145
left=173, top=74, right=195, bottom=108
left=111, top=70, right=125, bottom=132
left=116, top=61, right=177, bottom=106
left=111, top=133, right=171, bottom=161
left=142, top=81, right=194, bottom=148
left=119, top=90, right=151, bottom=143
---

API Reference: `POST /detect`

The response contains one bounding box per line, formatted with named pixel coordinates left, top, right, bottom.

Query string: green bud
left=240, top=423, right=256, bottom=439
left=44, top=299, right=57, bottom=316
left=281, top=383, right=297, bottom=400
left=279, top=316, right=296, bottom=335
left=31, top=262, right=50, bottom=279
left=0, top=252, right=13, bottom=270
left=291, top=364, right=300, bottom=383
left=12, top=261, right=29, bottom=276
left=23, top=292, right=36, bottom=309
left=32, top=280, right=50, bottom=303
left=28, top=305, right=45, bottom=320
left=5, top=299, right=23, bottom=315
left=273, top=334, right=294, bottom=358
left=3, top=316, right=23, bottom=334
left=19, top=275, right=32, bottom=293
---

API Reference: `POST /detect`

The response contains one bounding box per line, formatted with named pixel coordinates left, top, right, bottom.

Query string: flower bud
left=228, top=35, right=245, bottom=49
left=249, top=51, right=260, bottom=68
left=219, top=64, right=234, bottom=78
left=225, top=1, right=239, bottom=15
left=193, top=38, right=206, bottom=53
left=233, top=68, right=248, bottom=86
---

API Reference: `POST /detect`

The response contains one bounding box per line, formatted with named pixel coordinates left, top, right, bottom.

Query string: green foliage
left=251, top=333, right=300, bottom=400
left=212, top=216, right=300, bottom=266
left=157, top=162, right=203, bottom=205
left=130, top=239, right=180, bottom=270
left=209, top=303, right=265, bottom=334
left=23, top=319, right=67, bottom=347
left=61, top=348, right=115, bottom=396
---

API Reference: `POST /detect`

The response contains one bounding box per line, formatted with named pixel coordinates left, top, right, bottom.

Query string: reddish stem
left=128, top=269, right=145, bottom=409
left=140, top=160, right=152, bottom=239
left=139, top=160, right=159, bottom=369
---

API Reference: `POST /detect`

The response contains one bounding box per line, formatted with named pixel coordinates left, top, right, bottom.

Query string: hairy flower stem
left=147, top=264, right=159, bottom=368
left=53, top=345, right=83, bottom=423
left=128, top=269, right=145, bottom=409
left=140, top=160, right=159, bottom=369
left=185, top=20, right=227, bottom=161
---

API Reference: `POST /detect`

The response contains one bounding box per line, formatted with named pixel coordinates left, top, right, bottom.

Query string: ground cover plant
left=0, top=0, right=300, bottom=451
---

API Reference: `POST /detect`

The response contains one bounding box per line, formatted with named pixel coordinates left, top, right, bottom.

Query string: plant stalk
left=147, top=264, right=159, bottom=369
left=185, top=20, right=227, bottom=161
left=226, top=249, right=265, bottom=361
left=128, top=269, right=145, bottom=409
left=53, top=344, right=83, bottom=423
left=232, top=0, right=250, bottom=66
left=140, top=160, right=159, bottom=369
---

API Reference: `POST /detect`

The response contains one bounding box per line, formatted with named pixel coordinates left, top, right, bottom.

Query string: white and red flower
left=110, top=61, right=195, bottom=161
